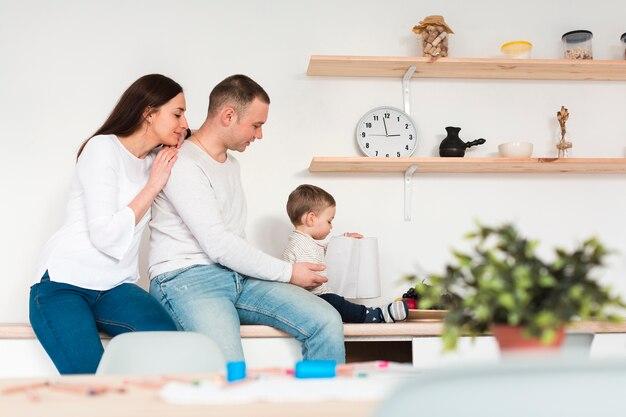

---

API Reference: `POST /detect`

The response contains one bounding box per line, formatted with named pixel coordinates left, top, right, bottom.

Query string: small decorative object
left=498, top=141, right=533, bottom=158
left=294, top=360, right=336, bottom=379
left=356, top=106, right=418, bottom=157
left=412, top=15, right=453, bottom=58
left=401, top=286, right=419, bottom=309
left=621, top=33, right=626, bottom=60
left=500, top=40, right=533, bottom=59
left=409, top=222, right=625, bottom=352
left=401, top=285, right=454, bottom=310
left=562, top=30, right=593, bottom=60
left=439, top=126, right=486, bottom=157
left=226, top=361, right=247, bottom=382
left=556, top=106, right=572, bottom=158
left=401, top=285, right=451, bottom=320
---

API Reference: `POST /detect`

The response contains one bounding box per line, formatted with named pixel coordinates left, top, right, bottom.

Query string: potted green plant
left=410, top=222, right=625, bottom=351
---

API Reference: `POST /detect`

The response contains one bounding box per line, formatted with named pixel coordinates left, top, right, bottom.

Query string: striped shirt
left=281, top=230, right=329, bottom=295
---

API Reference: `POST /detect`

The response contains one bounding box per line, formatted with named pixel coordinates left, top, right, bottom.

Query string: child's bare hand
left=343, top=232, right=363, bottom=239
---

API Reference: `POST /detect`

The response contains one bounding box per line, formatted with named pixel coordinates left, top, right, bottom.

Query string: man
left=148, top=74, right=345, bottom=363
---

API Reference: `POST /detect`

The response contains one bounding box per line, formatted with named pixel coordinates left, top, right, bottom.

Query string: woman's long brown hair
left=77, top=74, right=182, bottom=159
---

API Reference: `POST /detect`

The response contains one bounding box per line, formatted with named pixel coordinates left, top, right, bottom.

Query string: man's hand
left=343, top=232, right=364, bottom=239
left=290, top=262, right=327, bottom=290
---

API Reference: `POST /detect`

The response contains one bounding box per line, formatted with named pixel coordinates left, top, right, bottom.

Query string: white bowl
left=498, top=142, right=533, bottom=158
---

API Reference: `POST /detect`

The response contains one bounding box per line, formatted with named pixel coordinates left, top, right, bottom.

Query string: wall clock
left=356, top=106, right=418, bottom=157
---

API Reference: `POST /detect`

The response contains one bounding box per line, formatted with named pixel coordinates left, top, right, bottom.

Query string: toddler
left=282, top=184, right=408, bottom=323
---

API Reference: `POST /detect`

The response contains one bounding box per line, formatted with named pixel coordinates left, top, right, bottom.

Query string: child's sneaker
left=381, top=300, right=409, bottom=323
left=364, top=300, right=409, bottom=323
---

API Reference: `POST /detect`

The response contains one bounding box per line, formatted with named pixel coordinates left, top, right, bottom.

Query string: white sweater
left=35, top=135, right=153, bottom=290
left=148, top=140, right=292, bottom=282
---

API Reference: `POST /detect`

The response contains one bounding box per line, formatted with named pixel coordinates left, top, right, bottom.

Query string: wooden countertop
left=3, top=321, right=626, bottom=340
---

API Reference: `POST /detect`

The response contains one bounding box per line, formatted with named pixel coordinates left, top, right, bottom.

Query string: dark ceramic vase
left=439, top=126, right=486, bottom=157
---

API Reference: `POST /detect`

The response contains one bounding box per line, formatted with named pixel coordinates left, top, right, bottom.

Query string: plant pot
left=491, top=325, right=565, bottom=352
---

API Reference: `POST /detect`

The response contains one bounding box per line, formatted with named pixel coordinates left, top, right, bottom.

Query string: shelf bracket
left=404, top=164, right=418, bottom=221
left=402, top=65, right=416, bottom=114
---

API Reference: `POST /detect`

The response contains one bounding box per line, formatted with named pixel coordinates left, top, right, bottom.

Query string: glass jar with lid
left=412, top=15, right=454, bottom=58
left=500, top=40, right=533, bottom=59
left=562, top=30, right=593, bottom=60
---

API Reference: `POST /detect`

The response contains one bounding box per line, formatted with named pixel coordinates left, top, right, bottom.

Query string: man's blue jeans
left=149, top=264, right=346, bottom=363
left=29, top=272, right=177, bottom=375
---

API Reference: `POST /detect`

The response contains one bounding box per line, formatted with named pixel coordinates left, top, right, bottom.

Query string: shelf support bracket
left=402, top=65, right=416, bottom=114
left=404, top=164, right=418, bottom=221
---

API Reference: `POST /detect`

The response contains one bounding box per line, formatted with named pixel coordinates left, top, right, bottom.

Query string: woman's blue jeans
left=150, top=264, right=346, bottom=363
left=29, top=272, right=177, bottom=375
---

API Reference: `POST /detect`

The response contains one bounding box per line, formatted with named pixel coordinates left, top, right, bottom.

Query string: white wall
left=2, top=0, right=626, bottom=323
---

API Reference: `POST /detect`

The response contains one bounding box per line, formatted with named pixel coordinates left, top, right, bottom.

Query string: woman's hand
left=147, top=147, right=178, bottom=192
left=128, top=146, right=178, bottom=224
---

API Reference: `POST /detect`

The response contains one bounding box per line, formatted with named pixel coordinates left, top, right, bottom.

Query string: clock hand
left=368, top=134, right=401, bottom=137
left=382, top=117, right=389, bottom=136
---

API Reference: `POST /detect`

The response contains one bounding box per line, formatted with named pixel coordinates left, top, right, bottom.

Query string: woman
left=29, top=74, right=188, bottom=374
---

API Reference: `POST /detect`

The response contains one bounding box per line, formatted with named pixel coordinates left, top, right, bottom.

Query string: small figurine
left=556, top=106, right=572, bottom=158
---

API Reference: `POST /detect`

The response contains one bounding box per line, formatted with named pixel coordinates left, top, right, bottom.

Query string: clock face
left=356, top=106, right=418, bottom=157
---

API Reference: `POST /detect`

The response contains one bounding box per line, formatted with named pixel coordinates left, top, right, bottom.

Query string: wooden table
left=0, top=374, right=379, bottom=417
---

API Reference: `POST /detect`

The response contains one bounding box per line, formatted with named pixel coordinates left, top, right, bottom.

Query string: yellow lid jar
left=500, top=41, right=533, bottom=59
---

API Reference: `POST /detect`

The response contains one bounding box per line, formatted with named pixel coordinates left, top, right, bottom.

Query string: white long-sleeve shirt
left=282, top=230, right=329, bottom=295
left=148, top=140, right=292, bottom=282
left=35, top=135, right=153, bottom=290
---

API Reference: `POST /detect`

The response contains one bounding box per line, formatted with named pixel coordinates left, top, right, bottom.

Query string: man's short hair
left=208, top=74, right=270, bottom=117
left=286, top=184, right=336, bottom=226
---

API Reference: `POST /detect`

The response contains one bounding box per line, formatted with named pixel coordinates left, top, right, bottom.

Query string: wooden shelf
left=309, top=157, right=626, bottom=173
left=307, top=56, right=626, bottom=81
left=4, top=321, right=626, bottom=339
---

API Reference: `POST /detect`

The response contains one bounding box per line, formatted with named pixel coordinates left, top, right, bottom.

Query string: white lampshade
left=324, top=236, right=381, bottom=299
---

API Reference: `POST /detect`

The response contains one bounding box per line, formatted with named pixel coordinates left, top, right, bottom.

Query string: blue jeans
left=150, top=264, right=346, bottom=363
left=29, top=272, right=177, bottom=375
